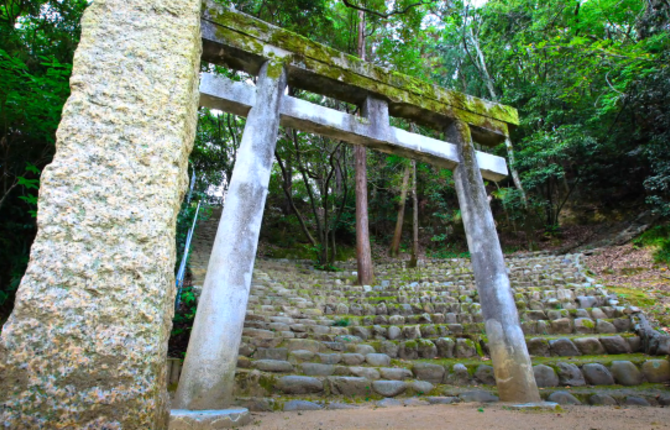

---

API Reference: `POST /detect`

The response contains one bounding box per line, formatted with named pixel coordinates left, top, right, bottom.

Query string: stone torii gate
left=0, top=0, right=539, bottom=428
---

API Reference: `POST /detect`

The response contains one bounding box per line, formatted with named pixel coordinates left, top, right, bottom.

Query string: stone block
left=527, top=337, right=550, bottom=357
left=380, top=367, right=412, bottom=381
left=600, top=336, right=631, bottom=354
left=582, top=363, right=615, bottom=385
left=372, top=380, right=407, bottom=397
left=327, top=376, right=371, bottom=396
left=252, top=360, right=293, bottom=372
left=276, top=376, right=324, bottom=394
left=589, top=394, right=617, bottom=405
left=641, top=359, right=670, bottom=383
left=436, top=337, right=456, bottom=358
left=555, top=362, right=586, bottom=386
left=573, top=337, right=605, bottom=355
left=549, top=338, right=581, bottom=356
left=255, top=347, right=288, bottom=361
left=283, top=400, right=322, bottom=411
left=287, top=339, right=323, bottom=353
left=301, top=363, right=335, bottom=376
left=365, top=353, right=391, bottom=366
left=533, top=365, right=559, bottom=387
left=610, top=361, right=644, bottom=386
left=547, top=391, right=581, bottom=405
left=417, top=339, right=438, bottom=358
left=349, top=366, right=381, bottom=380
left=573, top=318, right=595, bottom=334
left=459, top=390, right=499, bottom=403
left=413, top=362, right=446, bottom=384
left=474, top=365, right=496, bottom=385
left=596, top=319, right=617, bottom=334
left=409, top=380, right=434, bottom=394
left=550, top=318, right=573, bottom=334
left=455, top=338, right=477, bottom=358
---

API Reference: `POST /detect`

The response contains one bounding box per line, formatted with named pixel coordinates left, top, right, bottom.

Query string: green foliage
left=0, top=1, right=86, bottom=312
left=634, top=225, right=670, bottom=263
left=333, top=317, right=351, bottom=327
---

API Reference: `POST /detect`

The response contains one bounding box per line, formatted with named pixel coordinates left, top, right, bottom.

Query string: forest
left=1, top=0, right=669, bottom=320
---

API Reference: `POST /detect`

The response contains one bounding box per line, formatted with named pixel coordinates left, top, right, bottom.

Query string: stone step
left=229, top=355, right=670, bottom=399
left=241, top=318, right=635, bottom=346
left=231, top=384, right=670, bottom=412
left=239, top=334, right=643, bottom=363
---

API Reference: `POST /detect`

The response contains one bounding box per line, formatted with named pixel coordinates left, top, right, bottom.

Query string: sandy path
left=244, top=403, right=670, bottom=430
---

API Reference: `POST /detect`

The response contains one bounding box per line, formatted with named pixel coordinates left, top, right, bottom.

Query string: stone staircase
left=170, top=208, right=670, bottom=412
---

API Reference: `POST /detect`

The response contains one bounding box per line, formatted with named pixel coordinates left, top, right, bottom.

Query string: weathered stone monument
left=1, top=0, right=542, bottom=428
left=0, top=0, right=201, bottom=428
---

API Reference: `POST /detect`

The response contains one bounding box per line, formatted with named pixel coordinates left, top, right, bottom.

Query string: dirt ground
left=584, top=243, right=670, bottom=332
left=244, top=403, right=670, bottom=430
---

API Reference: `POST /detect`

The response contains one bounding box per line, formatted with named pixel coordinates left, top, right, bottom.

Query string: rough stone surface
left=403, top=398, right=430, bottom=406
left=556, top=362, right=586, bottom=387
left=412, top=362, right=445, bottom=384
left=447, top=363, right=471, bottom=385
left=380, top=367, right=412, bottom=381
left=625, top=396, right=650, bottom=406
left=372, top=380, right=407, bottom=397
left=409, top=380, right=434, bottom=394
left=600, top=336, right=631, bottom=354
left=547, top=391, right=581, bottom=405
left=349, top=366, right=381, bottom=380
left=169, top=409, right=251, bottom=430
left=376, top=398, right=403, bottom=408
left=610, top=361, right=644, bottom=386
left=527, top=338, right=550, bottom=357
left=301, top=363, right=335, bottom=376
left=533, top=365, right=559, bottom=387
left=283, top=400, right=322, bottom=411
left=0, top=0, right=202, bottom=427
left=641, top=359, right=670, bottom=383
left=253, top=360, right=293, bottom=372
left=276, top=376, right=324, bottom=394
left=582, top=363, right=615, bottom=386
left=426, top=396, right=459, bottom=404
left=328, top=377, right=371, bottom=396
left=549, top=338, right=581, bottom=356
left=342, top=353, right=365, bottom=365
left=573, top=337, right=606, bottom=355
left=365, top=353, right=391, bottom=367
left=589, top=394, right=617, bottom=405
left=474, top=365, right=496, bottom=385
left=459, top=390, right=499, bottom=403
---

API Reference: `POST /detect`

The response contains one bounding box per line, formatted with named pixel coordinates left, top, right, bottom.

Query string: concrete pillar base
left=169, top=408, right=251, bottom=429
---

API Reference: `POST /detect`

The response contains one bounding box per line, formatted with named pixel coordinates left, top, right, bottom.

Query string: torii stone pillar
left=0, top=0, right=201, bottom=428
left=448, top=121, right=541, bottom=403
left=172, top=62, right=287, bottom=419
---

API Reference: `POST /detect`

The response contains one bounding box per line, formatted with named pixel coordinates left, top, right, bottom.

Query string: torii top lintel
left=201, top=1, right=519, bottom=147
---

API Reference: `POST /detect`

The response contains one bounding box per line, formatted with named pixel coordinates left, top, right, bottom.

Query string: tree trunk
left=354, top=10, right=374, bottom=285
left=389, top=163, right=411, bottom=257
left=408, top=160, right=419, bottom=268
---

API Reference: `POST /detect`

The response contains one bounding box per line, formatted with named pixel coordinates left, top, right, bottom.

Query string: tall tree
left=354, top=9, right=375, bottom=285
left=389, top=162, right=411, bottom=257
left=408, top=160, right=420, bottom=268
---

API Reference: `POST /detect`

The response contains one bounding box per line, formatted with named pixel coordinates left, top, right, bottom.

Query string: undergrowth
left=634, top=225, right=670, bottom=263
